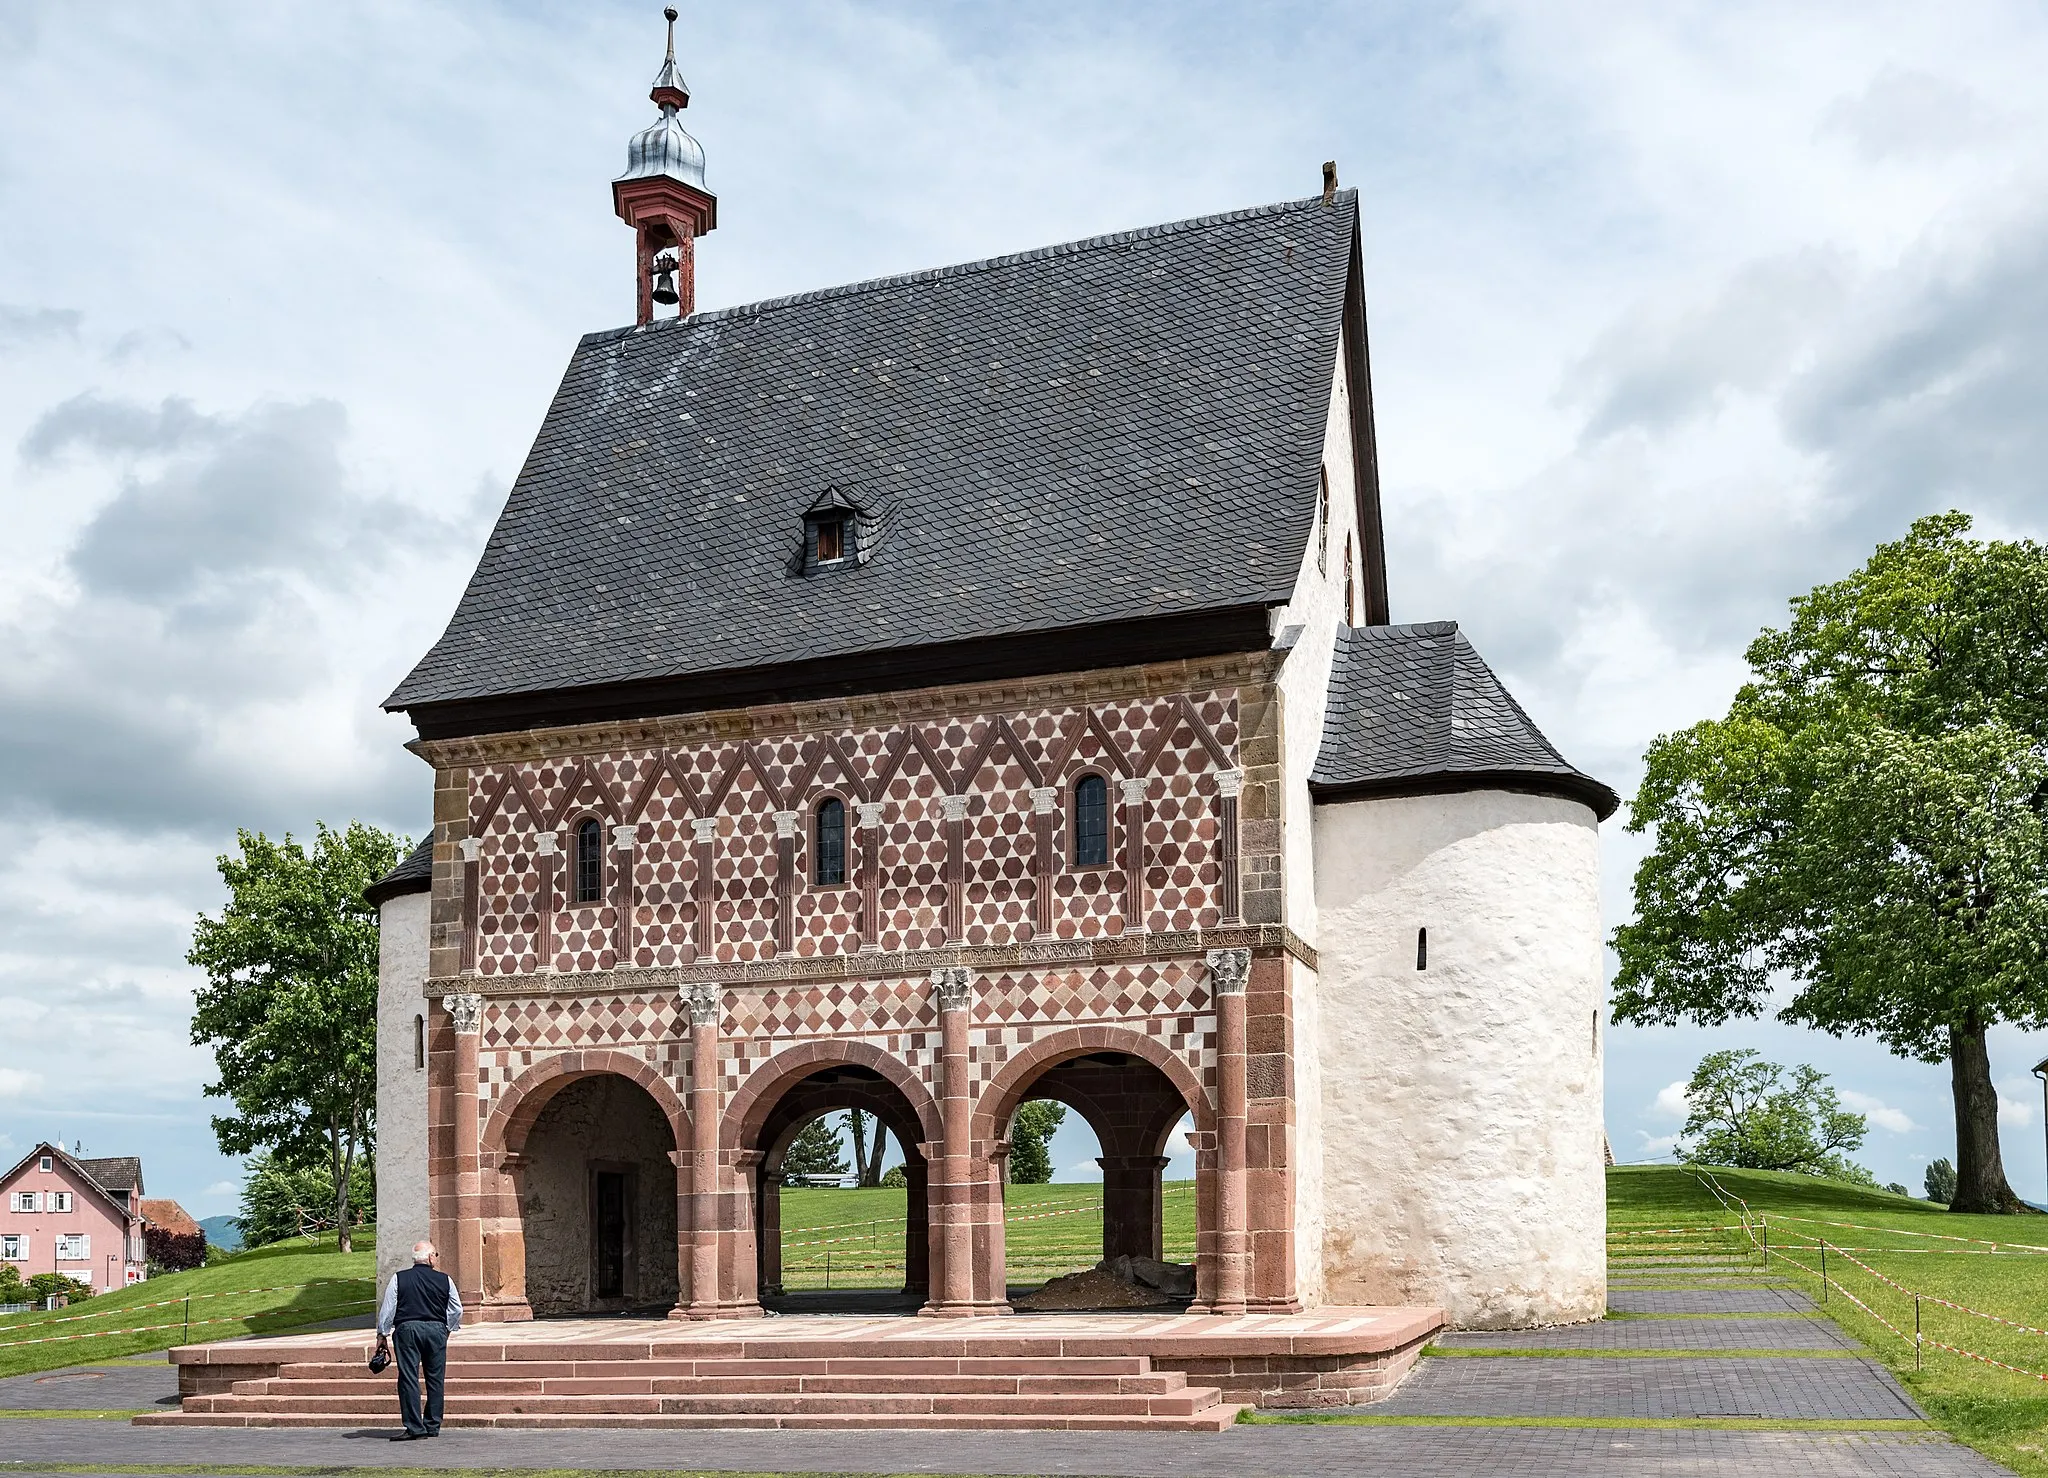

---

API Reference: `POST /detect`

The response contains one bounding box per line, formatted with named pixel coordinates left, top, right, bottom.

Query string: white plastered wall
left=375, top=891, right=432, bottom=1291
left=1263, top=327, right=1364, bottom=1307
left=1313, top=790, right=1605, bottom=1328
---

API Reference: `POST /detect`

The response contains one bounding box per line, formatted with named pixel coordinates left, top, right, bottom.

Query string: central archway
left=725, top=1043, right=944, bottom=1313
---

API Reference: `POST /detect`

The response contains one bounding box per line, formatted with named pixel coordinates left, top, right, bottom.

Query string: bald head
left=412, top=1240, right=437, bottom=1264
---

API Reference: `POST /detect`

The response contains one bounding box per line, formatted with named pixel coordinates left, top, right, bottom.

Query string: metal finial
left=664, top=7, right=678, bottom=58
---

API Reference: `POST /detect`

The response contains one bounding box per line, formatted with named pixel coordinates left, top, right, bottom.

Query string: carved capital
left=687, top=980, right=723, bottom=1028
left=856, top=801, right=885, bottom=829
left=1214, top=769, right=1244, bottom=799
left=1205, top=947, right=1251, bottom=996
left=533, top=831, right=560, bottom=858
left=1029, top=786, right=1057, bottom=815
left=771, top=809, right=800, bottom=840
left=1119, top=777, right=1148, bottom=807
left=612, top=824, right=637, bottom=852
left=939, top=794, right=969, bottom=823
left=690, top=816, right=719, bottom=845
left=458, top=836, right=483, bottom=863
left=930, top=966, right=973, bottom=1013
left=444, top=992, right=485, bottom=1033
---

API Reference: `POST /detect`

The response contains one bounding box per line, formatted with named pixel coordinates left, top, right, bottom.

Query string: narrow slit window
left=574, top=818, right=604, bottom=904
left=1344, top=542, right=1357, bottom=627
left=1416, top=927, right=1428, bottom=970
left=1317, top=467, right=1331, bottom=573
left=815, top=797, right=847, bottom=885
left=415, top=1013, right=426, bottom=1070
left=1074, top=774, right=1110, bottom=867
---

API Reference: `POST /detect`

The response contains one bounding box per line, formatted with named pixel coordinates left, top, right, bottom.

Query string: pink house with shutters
left=0, top=1143, right=148, bottom=1293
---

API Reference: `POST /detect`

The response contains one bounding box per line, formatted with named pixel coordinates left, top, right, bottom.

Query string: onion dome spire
left=612, top=6, right=718, bottom=324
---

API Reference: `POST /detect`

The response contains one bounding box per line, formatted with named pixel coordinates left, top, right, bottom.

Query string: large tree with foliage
left=189, top=821, right=406, bottom=1252
left=781, top=1115, right=849, bottom=1185
left=1676, top=1050, right=1871, bottom=1183
left=1007, top=1100, right=1068, bottom=1185
left=1612, top=514, right=2048, bottom=1214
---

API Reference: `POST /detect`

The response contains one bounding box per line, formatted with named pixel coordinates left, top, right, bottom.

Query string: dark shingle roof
left=387, top=192, right=1361, bottom=714
left=1311, top=622, right=1618, bottom=819
left=77, top=1156, right=142, bottom=1196
left=364, top=837, right=434, bottom=908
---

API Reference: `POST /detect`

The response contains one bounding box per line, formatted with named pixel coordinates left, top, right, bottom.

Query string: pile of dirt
left=1012, top=1265, right=1174, bottom=1311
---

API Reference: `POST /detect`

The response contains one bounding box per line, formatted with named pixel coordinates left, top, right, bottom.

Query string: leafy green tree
left=1675, top=1050, right=1871, bottom=1183
left=0, top=1262, right=25, bottom=1303
left=189, top=821, right=406, bottom=1252
left=1925, top=1157, right=1958, bottom=1204
left=1007, top=1100, right=1067, bottom=1185
left=27, top=1272, right=93, bottom=1303
left=781, top=1115, right=849, bottom=1185
left=879, top=1164, right=908, bottom=1189
left=237, top=1150, right=377, bottom=1248
left=1612, top=515, right=2048, bottom=1214
left=1886, top=1182, right=1911, bottom=1197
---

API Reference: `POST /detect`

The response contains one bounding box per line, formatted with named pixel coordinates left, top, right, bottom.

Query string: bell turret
left=612, top=7, right=717, bottom=324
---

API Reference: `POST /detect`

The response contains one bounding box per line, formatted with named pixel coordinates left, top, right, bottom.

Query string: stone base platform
left=142, top=1306, right=1441, bottom=1432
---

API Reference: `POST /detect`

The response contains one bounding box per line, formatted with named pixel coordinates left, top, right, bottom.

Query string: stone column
left=1028, top=785, right=1057, bottom=938
left=771, top=809, right=799, bottom=956
left=1214, top=770, right=1243, bottom=924
left=902, top=1158, right=930, bottom=1296
left=941, top=795, right=968, bottom=942
left=757, top=1164, right=783, bottom=1297
left=611, top=823, right=637, bottom=966
left=856, top=802, right=884, bottom=949
left=1119, top=777, right=1148, bottom=931
left=532, top=831, right=559, bottom=972
left=681, top=981, right=724, bottom=1317
left=1207, top=947, right=1250, bottom=1314
left=688, top=816, right=717, bottom=962
left=445, top=991, right=485, bottom=1311
left=480, top=1151, right=532, bottom=1321
left=458, top=837, right=482, bottom=974
left=1098, top=1154, right=1171, bottom=1263
left=926, top=966, right=976, bottom=1314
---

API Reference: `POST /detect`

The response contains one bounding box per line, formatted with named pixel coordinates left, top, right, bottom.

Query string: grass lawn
left=0, top=1228, right=377, bottom=1380
left=1612, top=1165, right=2048, bottom=1475
left=774, top=1181, right=1196, bottom=1290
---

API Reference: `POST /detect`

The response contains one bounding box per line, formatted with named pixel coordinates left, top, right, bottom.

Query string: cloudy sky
left=3, top=0, right=2047, bottom=1213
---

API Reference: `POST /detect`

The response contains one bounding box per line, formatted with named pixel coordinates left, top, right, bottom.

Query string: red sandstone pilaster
left=681, top=982, right=722, bottom=1317
left=926, top=967, right=976, bottom=1315
left=1207, top=949, right=1249, bottom=1314
left=446, top=992, right=485, bottom=1310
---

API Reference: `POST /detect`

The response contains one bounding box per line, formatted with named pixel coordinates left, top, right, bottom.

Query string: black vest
left=394, top=1264, right=452, bottom=1326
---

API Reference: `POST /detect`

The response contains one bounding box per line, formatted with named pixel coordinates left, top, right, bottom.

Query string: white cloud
left=1651, top=1081, right=1692, bottom=1120
left=0, top=1068, right=43, bottom=1098
left=202, top=1181, right=237, bottom=1196
left=1839, top=1089, right=1917, bottom=1134
left=1635, top=1132, right=1681, bottom=1160
left=1998, top=1079, right=2038, bottom=1129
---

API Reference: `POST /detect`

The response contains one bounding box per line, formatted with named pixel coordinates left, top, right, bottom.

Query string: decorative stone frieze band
left=422, top=924, right=1314, bottom=998
left=1205, top=947, right=1252, bottom=995
left=445, top=992, right=485, bottom=1033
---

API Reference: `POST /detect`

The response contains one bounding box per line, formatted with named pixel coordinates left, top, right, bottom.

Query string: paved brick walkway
left=1436, top=1315, right=1855, bottom=1350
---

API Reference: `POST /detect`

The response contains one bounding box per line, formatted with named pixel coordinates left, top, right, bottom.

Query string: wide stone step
left=136, top=1405, right=1247, bottom=1432
left=242, top=1371, right=1191, bottom=1398
left=271, top=1354, right=1156, bottom=1381
left=187, top=1387, right=1223, bottom=1418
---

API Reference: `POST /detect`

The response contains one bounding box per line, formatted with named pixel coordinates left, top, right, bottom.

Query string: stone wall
left=1312, top=790, right=1605, bottom=1328
left=518, top=1075, right=679, bottom=1316
left=374, top=890, right=431, bottom=1290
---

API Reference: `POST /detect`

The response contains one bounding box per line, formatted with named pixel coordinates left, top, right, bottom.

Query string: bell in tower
left=613, top=7, right=718, bottom=324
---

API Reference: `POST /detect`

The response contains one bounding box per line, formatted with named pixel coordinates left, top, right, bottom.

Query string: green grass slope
left=0, top=1229, right=377, bottom=1380
left=1613, top=1165, right=2048, bottom=1475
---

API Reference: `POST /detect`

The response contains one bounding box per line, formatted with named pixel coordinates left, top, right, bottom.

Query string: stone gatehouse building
left=368, top=41, right=1617, bottom=1332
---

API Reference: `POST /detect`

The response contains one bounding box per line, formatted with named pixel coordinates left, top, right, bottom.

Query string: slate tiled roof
left=387, top=192, right=1361, bottom=713
left=1311, top=622, right=1618, bottom=819
left=77, top=1156, right=143, bottom=1196
left=365, top=837, right=434, bottom=908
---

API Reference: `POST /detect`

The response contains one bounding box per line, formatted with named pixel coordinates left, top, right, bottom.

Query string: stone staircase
left=140, top=1347, right=1245, bottom=1431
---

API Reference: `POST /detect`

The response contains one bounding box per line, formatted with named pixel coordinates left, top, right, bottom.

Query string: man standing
left=375, top=1240, right=462, bottom=1439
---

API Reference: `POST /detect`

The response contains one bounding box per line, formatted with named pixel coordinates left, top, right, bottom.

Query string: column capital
left=939, top=793, right=969, bottom=823
left=856, top=800, right=885, bottom=829
left=458, top=835, right=483, bottom=862
left=612, top=823, right=637, bottom=851
left=1029, top=785, right=1057, bottom=814
left=533, top=831, right=559, bottom=857
left=687, top=980, right=723, bottom=1028
left=771, top=809, right=800, bottom=839
left=690, top=816, right=719, bottom=845
left=445, top=992, right=485, bottom=1034
left=1214, top=769, right=1244, bottom=799
left=1206, top=947, right=1251, bottom=996
left=930, top=966, right=973, bottom=1012
left=1118, top=776, right=1147, bottom=807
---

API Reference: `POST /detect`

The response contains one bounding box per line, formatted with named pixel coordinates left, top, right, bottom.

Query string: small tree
left=1925, top=1157, right=1958, bottom=1204
left=0, top=1262, right=25, bottom=1303
left=1008, top=1100, right=1067, bottom=1185
left=188, top=821, right=404, bottom=1252
left=238, top=1151, right=376, bottom=1247
left=27, top=1272, right=92, bottom=1304
left=143, top=1225, right=208, bottom=1274
left=1675, top=1050, right=1872, bottom=1183
left=781, top=1115, right=849, bottom=1185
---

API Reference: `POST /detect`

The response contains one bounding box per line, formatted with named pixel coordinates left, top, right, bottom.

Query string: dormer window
left=801, top=485, right=868, bottom=573
left=816, top=518, right=846, bottom=563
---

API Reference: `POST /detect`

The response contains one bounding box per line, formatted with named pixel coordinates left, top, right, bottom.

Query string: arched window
left=574, top=818, right=603, bottom=904
left=815, top=797, right=846, bottom=885
left=1073, top=774, right=1110, bottom=867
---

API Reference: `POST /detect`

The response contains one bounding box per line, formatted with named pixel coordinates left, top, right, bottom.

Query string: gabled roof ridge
left=0, top=1141, right=139, bottom=1223
left=585, top=189, right=1358, bottom=345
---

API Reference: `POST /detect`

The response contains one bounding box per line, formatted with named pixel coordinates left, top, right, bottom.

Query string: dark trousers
left=393, top=1320, right=448, bottom=1433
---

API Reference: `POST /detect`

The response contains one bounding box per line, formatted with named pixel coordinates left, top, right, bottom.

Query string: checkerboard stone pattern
left=460, top=691, right=1238, bottom=975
